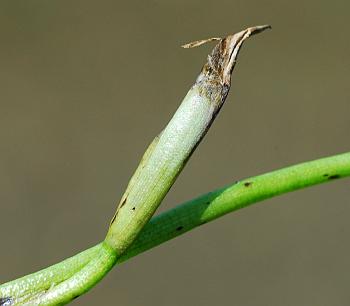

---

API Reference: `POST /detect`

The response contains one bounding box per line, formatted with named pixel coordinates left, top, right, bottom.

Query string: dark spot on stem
left=132, top=207, right=136, bottom=211
left=328, top=174, right=340, bottom=180
left=176, top=226, right=184, bottom=231
left=0, top=297, right=14, bottom=306
left=244, top=182, right=252, bottom=187
left=323, top=174, right=329, bottom=177
left=120, top=197, right=127, bottom=208
left=110, top=214, right=116, bottom=225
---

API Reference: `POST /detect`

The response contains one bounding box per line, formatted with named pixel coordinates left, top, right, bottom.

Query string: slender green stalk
left=1, top=151, right=349, bottom=305
left=0, top=243, right=116, bottom=306
left=120, top=151, right=350, bottom=262
left=23, top=243, right=116, bottom=305
left=0, top=244, right=102, bottom=304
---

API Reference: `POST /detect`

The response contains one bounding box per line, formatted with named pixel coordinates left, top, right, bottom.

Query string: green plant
left=0, top=25, right=349, bottom=305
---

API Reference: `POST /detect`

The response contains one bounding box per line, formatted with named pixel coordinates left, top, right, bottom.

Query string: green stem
left=1, top=151, right=349, bottom=304
left=0, top=244, right=102, bottom=303
left=120, top=151, right=350, bottom=262
left=26, top=243, right=116, bottom=305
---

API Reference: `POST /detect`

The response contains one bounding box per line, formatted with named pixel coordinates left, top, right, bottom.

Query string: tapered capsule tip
left=182, top=25, right=271, bottom=49
left=188, top=25, right=271, bottom=85
left=249, top=24, right=272, bottom=35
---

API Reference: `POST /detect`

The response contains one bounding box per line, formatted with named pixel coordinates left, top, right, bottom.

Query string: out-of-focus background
left=0, top=1, right=349, bottom=305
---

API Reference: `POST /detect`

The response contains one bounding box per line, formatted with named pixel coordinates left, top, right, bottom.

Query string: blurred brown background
left=0, top=1, right=349, bottom=305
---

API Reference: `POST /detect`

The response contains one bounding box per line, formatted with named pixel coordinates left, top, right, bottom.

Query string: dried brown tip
left=197, top=24, right=271, bottom=85
left=248, top=24, right=272, bottom=35
left=182, top=37, right=221, bottom=49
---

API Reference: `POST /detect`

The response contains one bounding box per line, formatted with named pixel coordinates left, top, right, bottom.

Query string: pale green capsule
left=105, top=25, right=271, bottom=253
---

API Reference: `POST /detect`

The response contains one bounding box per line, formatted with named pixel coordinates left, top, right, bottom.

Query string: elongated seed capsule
left=105, top=25, right=271, bottom=253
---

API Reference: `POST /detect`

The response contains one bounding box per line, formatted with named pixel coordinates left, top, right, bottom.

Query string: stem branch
left=1, top=151, right=349, bottom=304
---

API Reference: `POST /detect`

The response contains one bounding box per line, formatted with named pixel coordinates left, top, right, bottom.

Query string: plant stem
left=119, top=151, right=350, bottom=263
left=0, top=244, right=102, bottom=304
left=1, top=151, right=349, bottom=304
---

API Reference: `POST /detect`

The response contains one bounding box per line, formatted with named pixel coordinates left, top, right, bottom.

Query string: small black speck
left=132, top=207, right=136, bottom=211
left=328, top=174, right=340, bottom=180
left=176, top=226, right=184, bottom=231
left=244, top=182, right=252, bottom=187
left=72, top=295, right=80, bottom=301
left=0, top=297, right=14, bottom=306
